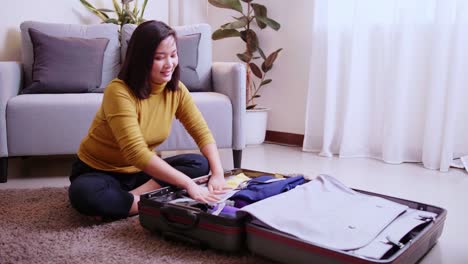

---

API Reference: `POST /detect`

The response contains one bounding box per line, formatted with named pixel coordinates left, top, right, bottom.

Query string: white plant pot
left=245, top=108, right=269, bottom=145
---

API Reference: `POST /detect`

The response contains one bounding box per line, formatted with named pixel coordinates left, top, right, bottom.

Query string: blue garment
left=230, top=175, right=305, bottom=208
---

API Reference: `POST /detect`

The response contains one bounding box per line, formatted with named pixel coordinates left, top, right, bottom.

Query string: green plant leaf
left=261, top=62, right=269, bottom=72
left=125, top=9, right=137, bottom=22
left=123, top=2, right=131, bottom=19
left=133, top=9, right=140, bottom=18
left=105, top=18, right=119, bottom=24
left=262, top=48, right=282, bottom=72
left=79, top=0, right=99, bottom=12
left=79, top=0, right=110, bottom=21
left=208, top=0, right=243, bottom=13
left=258, top=47, right=266, bottom=60
left=251, top=3, right=267, bottom=29
left=257, top=47, right=266, bottom=60
left=240, top=29, right=258, bottom=53
left=221, top=17, right=248, bottom=29
left=220, top=22, right=230, bottom=28
left=212, top=28, right=241, bottom=40
left=97, top=8, right=114, bottom=12
left=247, top=104, right=257, bottom=110
left=79, top=0, right=147, bottom=27
left=133, top=0, right=138, bottom=15
left=136, top=17, right=146, bottom=25
left=266, top=48, right=282, bottom=65
left=249, top=63, right=262, bottom=79
left=121, top=11, right=132, bottom=24
left=261, top=79, right=272, bottom=86
left=255, top=16, right=281, bottom=31
left=237, top=52, right=252, bottom=63
left=140, top=0, right=148, bottom=19
left=112, top=0, right=122, bottom=15
left=79, top=0, right=95, bottom=9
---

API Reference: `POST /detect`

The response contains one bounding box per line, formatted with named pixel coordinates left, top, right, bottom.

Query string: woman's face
left=151, top=35, right=178, bottom=84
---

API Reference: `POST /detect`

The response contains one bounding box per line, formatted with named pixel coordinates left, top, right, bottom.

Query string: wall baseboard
left=265, top=130, right=304, bottom=147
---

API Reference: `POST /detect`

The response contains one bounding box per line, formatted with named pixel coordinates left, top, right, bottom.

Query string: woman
left=68, top=20, right=226, bottom=220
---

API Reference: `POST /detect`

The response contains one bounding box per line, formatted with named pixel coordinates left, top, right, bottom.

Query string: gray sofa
left=0, top=21, right=246, bottom=183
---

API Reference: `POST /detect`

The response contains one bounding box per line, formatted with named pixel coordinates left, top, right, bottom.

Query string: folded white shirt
left=240, top=174, right=408, bottom=251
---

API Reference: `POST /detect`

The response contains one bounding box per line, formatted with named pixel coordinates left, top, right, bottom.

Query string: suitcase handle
left=160, top=205, right=200, bottom=230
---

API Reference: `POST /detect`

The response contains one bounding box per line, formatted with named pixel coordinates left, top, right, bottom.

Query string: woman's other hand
left=208, top=173, right=229, bottom=194
left=185, top=181, right=220, bottom=203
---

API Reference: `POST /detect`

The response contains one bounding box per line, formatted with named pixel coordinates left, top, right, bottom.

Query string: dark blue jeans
left=68, top=153, right=209, bottom=219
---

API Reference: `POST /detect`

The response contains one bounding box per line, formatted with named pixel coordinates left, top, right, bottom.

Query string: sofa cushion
left=20, top=21, right=120, bottom=91
left=158, top=92, right=232, bottom=150
left=121, top=23, right=212, bottom=92
left=6, top=93, right=103, bottom=156
left=6, top=93, right=232, bottom=155
left=22, top=28, right=109, bottom=94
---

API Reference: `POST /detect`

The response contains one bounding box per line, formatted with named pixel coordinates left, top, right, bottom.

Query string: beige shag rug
left=0, top=187, right=272, bottom=264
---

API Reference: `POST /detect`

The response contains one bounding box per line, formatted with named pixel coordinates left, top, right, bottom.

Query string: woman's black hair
left=118, top=20, right=180, bottom=99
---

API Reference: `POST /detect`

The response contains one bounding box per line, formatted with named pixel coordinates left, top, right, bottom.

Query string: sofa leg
left=0, top=157, right=7, bottom=183
left=233, top=150, right=242, bottom=169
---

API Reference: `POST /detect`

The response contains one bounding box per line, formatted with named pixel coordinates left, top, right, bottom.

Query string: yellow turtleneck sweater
left=77, top=78, right=215, bottom=173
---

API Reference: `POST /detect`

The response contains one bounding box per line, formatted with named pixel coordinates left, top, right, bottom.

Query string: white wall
left=0, top=0, right=169, bottom=61
left=206, top=0, right=313, bottom=135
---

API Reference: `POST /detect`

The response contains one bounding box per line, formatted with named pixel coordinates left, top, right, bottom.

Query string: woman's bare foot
left=128, top=194, right=140, bottom=216
left=128, top=179, right=162, bottom=216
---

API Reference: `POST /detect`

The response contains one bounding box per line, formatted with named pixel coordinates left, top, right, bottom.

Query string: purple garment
left=219, top=205, right=239, bottom=218
left=230, top=175, right=305, bottom=208
left=207, top=204, right=239, bottom=218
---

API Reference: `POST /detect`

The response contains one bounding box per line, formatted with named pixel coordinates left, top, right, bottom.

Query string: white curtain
left=304, top=0, right=468, bottom=172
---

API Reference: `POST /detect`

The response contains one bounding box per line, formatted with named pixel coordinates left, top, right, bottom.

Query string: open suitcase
left=138, top=169, right=277, bottom=252
left=138, top=169, right=447, bottom=264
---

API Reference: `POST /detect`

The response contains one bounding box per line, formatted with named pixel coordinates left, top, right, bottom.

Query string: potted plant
left=78, top=0, right=148, bottom=33
left=208, top=0, right=282, bottom=144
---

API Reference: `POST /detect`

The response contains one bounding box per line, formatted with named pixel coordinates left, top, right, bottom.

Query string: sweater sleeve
left=102, top=82, right=154, bottom=169
left=175, top=83, right=215, bottom=149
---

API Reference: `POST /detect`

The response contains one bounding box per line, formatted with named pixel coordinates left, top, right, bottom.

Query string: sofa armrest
left=0, top=61, right=22, bottom=156
left=211, top=62, right=246, bottom=150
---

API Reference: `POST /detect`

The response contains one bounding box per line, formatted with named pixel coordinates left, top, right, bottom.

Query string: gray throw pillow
left=177, top=33, right=201, bottom=91
left=22, top=28, right=109, bottom=94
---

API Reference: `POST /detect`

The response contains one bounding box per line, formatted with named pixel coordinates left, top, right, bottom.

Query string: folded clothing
left=239, top=174, right=409, bottom=251
left=230, top=175, right=305, bottom=208
left=225, top=173, right=251, bottom=189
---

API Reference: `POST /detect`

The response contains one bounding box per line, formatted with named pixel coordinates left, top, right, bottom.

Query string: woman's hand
left=185, top=181, right=220, bottom=203
left=199, top=143, right=228, bottom=195
left=207, top=173, right=229, bottom=194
